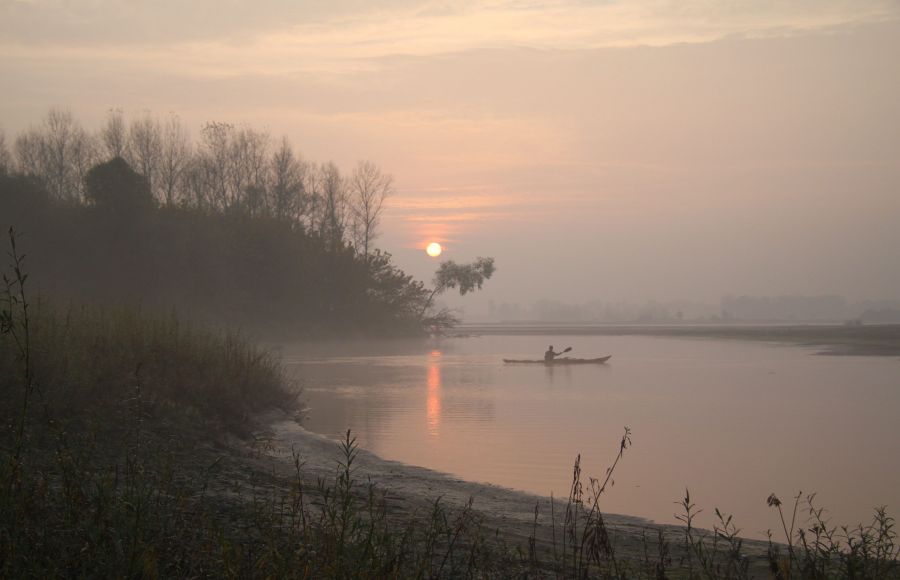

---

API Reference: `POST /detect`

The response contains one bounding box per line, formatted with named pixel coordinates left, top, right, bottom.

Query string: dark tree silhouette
left=1, top=110, right=481, bottom=337
left=421, top=257, right=496, bottom=328
left=84, top=157, right=155, bottom=215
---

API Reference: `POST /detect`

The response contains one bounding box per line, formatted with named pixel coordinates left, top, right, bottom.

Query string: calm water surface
left=279, top=334, right=900, bottom=539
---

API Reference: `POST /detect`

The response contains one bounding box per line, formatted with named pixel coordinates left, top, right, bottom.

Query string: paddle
left=559, top=347, right=572, bottom=358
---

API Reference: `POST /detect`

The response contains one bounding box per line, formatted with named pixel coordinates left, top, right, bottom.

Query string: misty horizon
left=452, top=294, right=900, bottom=324
left=2, top=104, right=898, bottom=317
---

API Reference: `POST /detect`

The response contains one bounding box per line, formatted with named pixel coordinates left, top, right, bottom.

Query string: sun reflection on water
left=426, top=350, right=442, bottom=437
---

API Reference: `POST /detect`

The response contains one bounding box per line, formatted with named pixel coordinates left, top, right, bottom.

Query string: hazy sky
left=2, top=0, right=899, bottom=314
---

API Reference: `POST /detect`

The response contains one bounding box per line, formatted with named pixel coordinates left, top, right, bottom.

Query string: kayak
left=503, top=356, right=611, bottom=365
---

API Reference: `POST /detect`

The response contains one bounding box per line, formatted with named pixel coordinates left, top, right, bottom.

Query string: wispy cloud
left=387, top=193, right=519, bottom=210
left=386, top=190, right=533, bottom=247
left=401, top=211, right=518, bottom=222
left=2, top=1, right=897, bottom=76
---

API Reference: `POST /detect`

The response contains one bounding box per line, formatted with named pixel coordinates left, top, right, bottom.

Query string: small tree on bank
left=421, top=257, right=496, bottom=331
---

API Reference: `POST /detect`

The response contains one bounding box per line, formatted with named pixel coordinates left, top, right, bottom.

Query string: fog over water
left=283, top=334, right=900, bottom=540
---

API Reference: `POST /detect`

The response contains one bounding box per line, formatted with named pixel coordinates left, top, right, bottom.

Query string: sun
left=426, top=242, right=443, bottom=257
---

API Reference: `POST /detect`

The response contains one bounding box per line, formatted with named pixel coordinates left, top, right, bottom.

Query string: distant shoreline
left=456, top=322, right=900, bottom=357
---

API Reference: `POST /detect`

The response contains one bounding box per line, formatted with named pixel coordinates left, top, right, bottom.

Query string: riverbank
left=457, top=322, right=900, bottom=356
left=259, top=411, right=776, bottom=577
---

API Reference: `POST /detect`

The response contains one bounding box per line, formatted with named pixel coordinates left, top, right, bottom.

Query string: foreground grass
left=2, top=232, right=898, bottom=578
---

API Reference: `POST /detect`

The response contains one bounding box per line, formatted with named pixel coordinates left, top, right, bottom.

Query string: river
left=278, top=332, right=900, bottom=540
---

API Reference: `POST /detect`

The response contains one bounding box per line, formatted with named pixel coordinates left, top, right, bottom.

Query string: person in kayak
left=544, top=345, right=565, bottom=362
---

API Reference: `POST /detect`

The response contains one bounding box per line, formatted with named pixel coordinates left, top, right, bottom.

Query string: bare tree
left=230, top=127, right=270, bottom=216
left=127, top=114, right=162, bottom=199
left=194, top=123, right=273, bottom=214
left=270, top=136, right=308, bottom=222
left=348, top=160, right=393, bottom=262
left=317, top=162, right=347, bottom=250
left=100, top=108, right=129, bottom=160
left=69, top=128, right=99, bottom=199
left=181, top=156, right=211, bottom=210
left=13, top=130, right=40, bottom=177
left=49, top=109, right=98, bottom=200
left=14, top=109, right=97, bottom=200
left=301, top=160, right=322, bottom=229
left=0, top=129, right=11, bottom=175
left=197, top=121, right=233, bottom=210
left=158, top=114, right=192, bottom=206
left=43, top=109, right=77, bottom=199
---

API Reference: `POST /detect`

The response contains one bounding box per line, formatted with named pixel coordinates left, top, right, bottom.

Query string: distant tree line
left=0, top=109, right=435, bottom=336
left=1, top=109, right=393, bottom=261
left=487, top=299, right=715, bottom=323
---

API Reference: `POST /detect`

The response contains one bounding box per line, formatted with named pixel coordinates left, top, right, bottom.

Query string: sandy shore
left=254, top=411, right=773, bottom=575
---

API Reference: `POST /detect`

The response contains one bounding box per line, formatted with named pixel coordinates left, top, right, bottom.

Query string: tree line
left=0, top=109, right=494, bottom=336
left=1, top=109, right=391, bottom=261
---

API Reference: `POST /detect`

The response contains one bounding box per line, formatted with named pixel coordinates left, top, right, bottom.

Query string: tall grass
left=520, top=440, right=898, bottom=579
left=762, top=492, right=899, bottom=580
left=0, top=302, right=292, bottom=438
